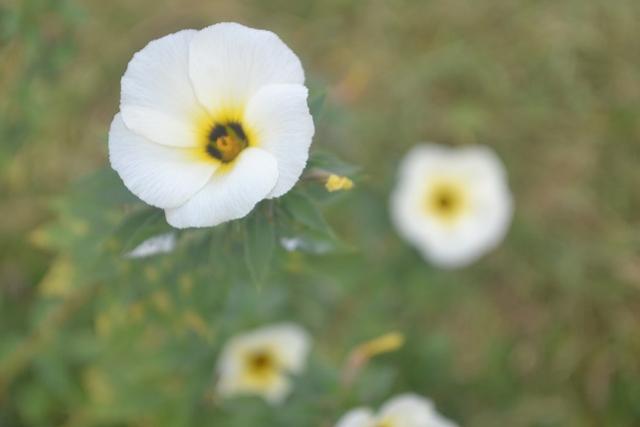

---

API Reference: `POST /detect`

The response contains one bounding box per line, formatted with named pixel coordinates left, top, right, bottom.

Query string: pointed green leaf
left=307, top=151, right=360, bottom=176
left=281, top=191, right=333, bottom=235
left=244, top=208, right=276, bottom=285
left=108, top=207, right=173, bottom=256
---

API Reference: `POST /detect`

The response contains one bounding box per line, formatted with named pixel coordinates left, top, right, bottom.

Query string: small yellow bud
left=355, top=332, right=405, bottom=359
left=342, top=332, right=405, bottom=385
left=325, top=174, right=354, bottom=192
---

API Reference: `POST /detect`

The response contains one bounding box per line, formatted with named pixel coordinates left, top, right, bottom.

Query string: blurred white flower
left=109, top=23, right=314, bottom=228
left=336, top=394, right=457, bottom=427
left=216, top=323, right=310, bottom=404
left=125, top=232, right=176, bottom=258
left=390, top=144, right=513, bottom=268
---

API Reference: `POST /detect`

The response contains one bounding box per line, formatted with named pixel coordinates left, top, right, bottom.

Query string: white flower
left=390, top=144, right=513, bottom=268
left=109, top=23, right=315, bottom=228
left=336, top=394, right=457, bottom=427
left=125, top=232, right=176, bottom=258
left=216, top=323, right=310, bottom=404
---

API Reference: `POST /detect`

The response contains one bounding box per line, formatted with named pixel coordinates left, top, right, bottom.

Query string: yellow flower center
left=375, top=419, right=395, bottom=427
left=205, top=121, right=249, bottom=163
left=425, top=179, right=468, bottom=223
left=193, top=106, right=257, bottom=168
left=243, top=348, right=279, bottom=385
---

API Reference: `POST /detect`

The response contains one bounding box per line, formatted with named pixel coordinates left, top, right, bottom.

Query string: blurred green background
left=1, top=0, right=640, bottom=426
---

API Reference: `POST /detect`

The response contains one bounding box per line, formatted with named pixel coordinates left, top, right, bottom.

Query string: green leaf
left=307, top=151, right=360, bottom=176
left=280, top=191, right=333, bottom=235
left=244, top=208, right=276, bottom=285
left=108, top=207, right=173, bottom=255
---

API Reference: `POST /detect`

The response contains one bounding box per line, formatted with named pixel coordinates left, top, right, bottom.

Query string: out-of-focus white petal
left=188, top=22, right=304, bottom=113
left=108, top=114, right=215, bottom=209
left=262, top=376, right=292, bottom=405
left=120, top=29, right=206, bottom=148
left=379, top=394, right=432, bottom=424
left=378, top=394, right=448, bottom=427
left=258, top=323, right=311, bottom=373
left=125, top=232, right=176, bottom=259
left=244, top=84, right=314, bottom=198
left=165, top=147, right=278, bottom=228
left=335, top=394, right=457, bottom=427
left=335, top=409, right=376, bottom=427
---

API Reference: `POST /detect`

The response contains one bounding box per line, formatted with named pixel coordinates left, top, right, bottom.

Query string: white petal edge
left=379, top=394, right=434, bottom=426
left=216, top=371, right=291, bottom=406
left=125, top=232, right=176, bottom=259
left=188, top=22, right=305, bottom=113
left=108, top=114, right=216, bottom=209
left=262, top=376, right=292, bottom=405
left=335, top=408, right=375, bottom=427
left=165, top=147, right=278, bottom=228
left=244, top=84, right=315, bottom=198
left=380, top=394, right=458, bottom=427
left=258, top=323, right=311, bottom=373
left=121, top=29, right=206, bottom=148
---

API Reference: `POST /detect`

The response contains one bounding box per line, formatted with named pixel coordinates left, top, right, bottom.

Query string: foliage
left=2, top=0, right=640, bottom=426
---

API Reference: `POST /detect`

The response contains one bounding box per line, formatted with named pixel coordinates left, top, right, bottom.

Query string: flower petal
left=108, top=114, right=215, bottom=209
left=379, top=394, right=436, bottom=426
left=188, top=23, right=304, bottom=112
left=335, top=409, right=375, bottom=427
left=244, top=84, right=315, bottom=198
left=125, top=232, right=176, bottom=259
left=261, top=375, right=292, bottom=405
left=121, top=29, right=206, bottom=148
left=257, top=323, right=311, bottom=373
left=379, top=394, right=457, bottom=427
left=165, top=147, right=278, bottom=228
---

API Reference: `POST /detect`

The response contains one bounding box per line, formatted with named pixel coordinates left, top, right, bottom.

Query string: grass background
left=1, top=0, right=640, bottom=426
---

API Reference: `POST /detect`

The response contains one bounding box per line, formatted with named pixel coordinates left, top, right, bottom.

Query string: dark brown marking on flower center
left=206, top=121, right=249, bottom=163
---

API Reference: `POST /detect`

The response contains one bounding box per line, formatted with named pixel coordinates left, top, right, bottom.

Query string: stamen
left=227, top=122, right=247, bottom=141
left=205, top=121, right=249, bottom=163
left=425, top=181, right=467, bottom=222
left=437, top=193, right=454, bottom=211
left=245, top=350, right=277, bottom=380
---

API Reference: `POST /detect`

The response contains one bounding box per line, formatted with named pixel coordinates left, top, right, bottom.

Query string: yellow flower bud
left=355, top=332, right=405, bottom=359
left=341, top=332, right=405, bottom=385
left=325, top=174, right=354, bottom=192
